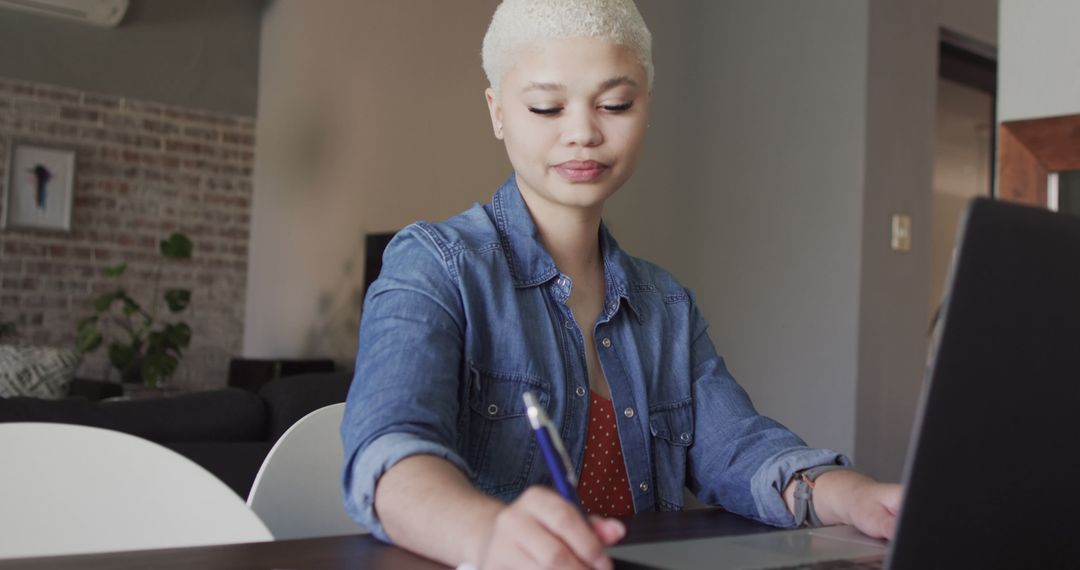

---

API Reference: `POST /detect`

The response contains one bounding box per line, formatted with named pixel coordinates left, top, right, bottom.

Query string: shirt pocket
left=648, top=399, right=694, bottom=511
left=466, top=365, right=549, bottom=497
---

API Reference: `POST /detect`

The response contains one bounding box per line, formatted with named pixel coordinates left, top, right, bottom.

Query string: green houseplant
left=76, top=233, right=194, bottom=387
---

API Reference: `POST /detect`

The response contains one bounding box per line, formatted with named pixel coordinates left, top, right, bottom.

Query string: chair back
left=247, top=402, right=363, bottom=539
left=0, top=422, right=272, bottom=560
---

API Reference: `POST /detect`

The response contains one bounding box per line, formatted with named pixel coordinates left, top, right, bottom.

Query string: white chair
left=0, top=422, right=272, bottom=560
left=247, top=402, right=364, bottom=540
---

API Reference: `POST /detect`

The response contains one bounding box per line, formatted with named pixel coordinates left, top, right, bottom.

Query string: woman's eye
left=528, top=107, right=561, bottom=116
left=602, top=102, right=633, bottom=112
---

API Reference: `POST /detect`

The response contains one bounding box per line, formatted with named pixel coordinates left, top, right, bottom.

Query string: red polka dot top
left=577, top=391, right=635, bottom=517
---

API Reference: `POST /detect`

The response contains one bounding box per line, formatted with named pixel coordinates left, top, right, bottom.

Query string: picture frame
left=2, top=141, right=76, bottom=232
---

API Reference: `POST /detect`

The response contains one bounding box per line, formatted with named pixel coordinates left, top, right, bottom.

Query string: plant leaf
left=141, top=352, right=178, bottom=387
left=164, top=322, right=193, bottom=349
left=77, top=315, right=98, bottom=330
left=107, top=342, right=137, bottom=372
left=160, top=233, right=193, bottom=260
left=103, top=263, right=127, bottom=278
left=121, top=295, right=141, bottom=316
left=164, top=289, right=191, bottom=313
left=94, top=291, right=120, bottom=313
left=76, top=327, right=102, bottom=353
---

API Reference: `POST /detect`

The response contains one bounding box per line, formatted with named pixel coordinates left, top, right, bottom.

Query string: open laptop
left=612, top=198, right=1080, bottom=569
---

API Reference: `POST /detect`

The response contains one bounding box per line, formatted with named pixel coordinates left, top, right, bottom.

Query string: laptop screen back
left=890, top=199, right=1080, bottom=569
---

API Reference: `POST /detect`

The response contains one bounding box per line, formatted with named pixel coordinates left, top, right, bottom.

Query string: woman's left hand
left=802, top=470, right=903, bottom=540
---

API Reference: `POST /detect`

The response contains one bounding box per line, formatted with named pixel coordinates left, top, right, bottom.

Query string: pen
left=522, top=391, right=584, bottom=510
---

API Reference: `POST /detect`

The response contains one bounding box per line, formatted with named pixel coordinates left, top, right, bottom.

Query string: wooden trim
left=998, top=113, right=1080, bottom=207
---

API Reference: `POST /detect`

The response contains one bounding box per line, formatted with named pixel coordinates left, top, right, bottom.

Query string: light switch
left=891, top=214, right=912, bottom=253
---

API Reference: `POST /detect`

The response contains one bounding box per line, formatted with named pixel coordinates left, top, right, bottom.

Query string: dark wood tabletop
left=0, top=509, right=779, bottom=570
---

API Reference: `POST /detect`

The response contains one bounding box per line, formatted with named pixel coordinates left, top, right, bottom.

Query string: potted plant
left=76, top=233, right=194, bottom=388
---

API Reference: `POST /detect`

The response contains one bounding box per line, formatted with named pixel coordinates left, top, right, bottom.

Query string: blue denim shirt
left=341, top=175, right=849, bottom=542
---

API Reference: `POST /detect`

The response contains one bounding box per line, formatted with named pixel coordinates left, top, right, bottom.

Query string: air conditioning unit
left=0, top=0, right=129, bottom=27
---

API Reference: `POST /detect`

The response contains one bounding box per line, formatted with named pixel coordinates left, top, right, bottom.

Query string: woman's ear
left=485, top=87, right=504, bottom=140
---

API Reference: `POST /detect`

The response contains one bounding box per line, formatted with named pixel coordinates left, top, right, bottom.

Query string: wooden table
left=0, top=509, right=779, bottom=569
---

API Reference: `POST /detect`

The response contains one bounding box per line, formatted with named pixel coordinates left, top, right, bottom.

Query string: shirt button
left=575, top=386, right=587, bottom=397
left=487, top=404, right=498, bottom=415
left=623, top=407, right=635, bottom=418
left=601, top=337, right=612, bottom=348
left=680, top=432, right=691, bottom=443
left=639, top=481, right=649, bottom=493
left=564, top=319, right=574, bottom=330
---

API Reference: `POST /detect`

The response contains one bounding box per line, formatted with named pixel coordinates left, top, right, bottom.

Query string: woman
left=341, top=1, right=901, bottom=568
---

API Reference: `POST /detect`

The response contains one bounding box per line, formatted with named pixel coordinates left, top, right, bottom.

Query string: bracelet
left=792, top=464, right=848, bottom=527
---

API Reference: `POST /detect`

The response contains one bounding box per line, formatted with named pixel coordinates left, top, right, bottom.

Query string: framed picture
left=2, top=142, right=76, bottom=232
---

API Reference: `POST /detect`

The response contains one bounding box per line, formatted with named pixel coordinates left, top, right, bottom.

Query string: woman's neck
left=518, top=189, right=604, bottom=280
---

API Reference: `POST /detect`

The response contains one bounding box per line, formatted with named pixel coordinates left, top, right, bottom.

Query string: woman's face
left=486, top=37, right=650, bottom=219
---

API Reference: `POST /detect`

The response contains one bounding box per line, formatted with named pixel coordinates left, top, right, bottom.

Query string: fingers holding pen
left=480, top=486, right=618, bottom=570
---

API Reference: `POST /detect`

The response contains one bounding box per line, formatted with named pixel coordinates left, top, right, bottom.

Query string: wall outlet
left=891, top=214, right=912, bottom=252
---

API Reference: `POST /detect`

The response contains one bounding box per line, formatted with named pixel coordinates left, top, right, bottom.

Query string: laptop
left=612, top=198, right=1080, bottom=569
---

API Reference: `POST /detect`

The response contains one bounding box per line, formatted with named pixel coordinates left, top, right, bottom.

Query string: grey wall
left=938, top=0, right=998, bottom=47
left=856, top=0, right=938, bottom=481
left=669, top=1, right=869, bottom=456
left=0, top=0, right=262, bottom=116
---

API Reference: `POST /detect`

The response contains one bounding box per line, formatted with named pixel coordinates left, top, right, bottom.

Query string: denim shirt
left=341, top=175, right=849, bottom=542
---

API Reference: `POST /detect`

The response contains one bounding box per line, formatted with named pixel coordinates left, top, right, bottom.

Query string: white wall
left=247, top=0, right=872, bottom=460
left=247, top=0, right=975, bottom=481
left=998, top=0, right=1080, bottom=122
left=245, top=0, right=505, bottom=360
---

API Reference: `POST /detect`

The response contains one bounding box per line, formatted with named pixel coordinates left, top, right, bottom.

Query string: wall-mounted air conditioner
left=0, top=0, right=129, bottom=27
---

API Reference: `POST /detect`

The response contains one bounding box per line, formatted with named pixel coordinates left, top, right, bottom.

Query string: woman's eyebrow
left=520, top=76, right=639, bottom=95
left=598, top=76, right=638, bottom=91
left=521, top=81, right=565, bottom=94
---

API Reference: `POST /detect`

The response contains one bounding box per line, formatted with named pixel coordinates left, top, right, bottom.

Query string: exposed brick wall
left=0, top=77, right=254, bottom=390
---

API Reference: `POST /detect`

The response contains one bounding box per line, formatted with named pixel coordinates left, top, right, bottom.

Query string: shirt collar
left=490, top=174, right=645, bottom=323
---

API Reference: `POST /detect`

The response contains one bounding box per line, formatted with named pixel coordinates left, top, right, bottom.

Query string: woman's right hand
left=476, top=486, right=627, bottom=570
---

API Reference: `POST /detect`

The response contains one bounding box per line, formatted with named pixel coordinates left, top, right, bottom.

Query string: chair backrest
left=0, top=422, right=272, bottom=560
left=247, top=402, right=363, bottom=539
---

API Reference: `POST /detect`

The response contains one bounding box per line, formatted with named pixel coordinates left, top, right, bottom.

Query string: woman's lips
left=553, top=160, right=609, bottom=183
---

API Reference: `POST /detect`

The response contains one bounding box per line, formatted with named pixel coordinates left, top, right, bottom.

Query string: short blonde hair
left=481, top=0, right=653, bottom=96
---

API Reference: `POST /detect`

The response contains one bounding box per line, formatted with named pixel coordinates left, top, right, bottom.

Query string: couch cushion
left=259, top=371, right=352, bottom=440
left=99, top=388, right=268, bottom=443
left=0, top=345, right=80, bottom=399
left=0, top=395, right=104, bottom=425
left=0, top=388, right=269, bottom=444
left=68, top=377, right=124, bottom=400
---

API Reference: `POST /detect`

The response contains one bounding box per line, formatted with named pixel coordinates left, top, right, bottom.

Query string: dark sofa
left=0, top=371, right=352, bottom=497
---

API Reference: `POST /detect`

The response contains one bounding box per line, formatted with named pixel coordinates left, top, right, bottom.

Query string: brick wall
left=0, top=77, right=254, bottom=390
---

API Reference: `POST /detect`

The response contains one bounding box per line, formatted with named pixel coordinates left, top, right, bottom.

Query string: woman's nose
left=560, top=109, right=603, bottom=147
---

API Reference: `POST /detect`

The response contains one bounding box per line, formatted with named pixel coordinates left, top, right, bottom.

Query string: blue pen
left=523, top=391, right=584, bottom=510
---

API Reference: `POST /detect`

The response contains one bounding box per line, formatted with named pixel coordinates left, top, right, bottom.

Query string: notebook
left=612, top=198, right=1080, bottom=569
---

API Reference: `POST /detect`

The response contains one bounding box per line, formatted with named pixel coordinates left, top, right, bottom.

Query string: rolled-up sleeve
left=339, top=225, right=470, bottom=542
left=684, top=293, right=850, bottom=527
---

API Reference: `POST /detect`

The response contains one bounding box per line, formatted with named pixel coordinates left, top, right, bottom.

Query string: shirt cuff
left=343, top=431, right=472, bottom=542
left=750, top=447, right=852, bottom=528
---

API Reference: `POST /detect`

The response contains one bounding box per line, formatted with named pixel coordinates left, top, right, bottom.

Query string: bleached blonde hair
left=481, top=0, right=653, bottom=97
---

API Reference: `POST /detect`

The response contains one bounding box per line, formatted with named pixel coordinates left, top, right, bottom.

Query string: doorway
left=930, top=31, right=996, bottom=323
